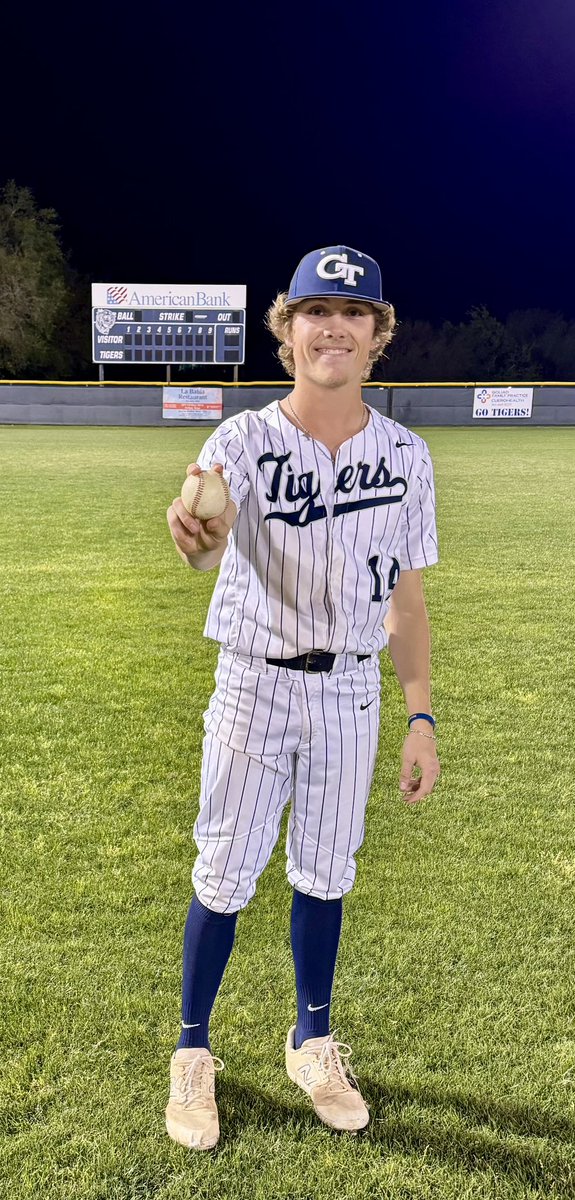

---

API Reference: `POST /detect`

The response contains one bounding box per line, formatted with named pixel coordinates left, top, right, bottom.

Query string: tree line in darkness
left=1, top=181, right=574, bottom=383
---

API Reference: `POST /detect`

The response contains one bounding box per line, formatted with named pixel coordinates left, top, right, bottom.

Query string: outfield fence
left=0, top=381, right=574, bottom=426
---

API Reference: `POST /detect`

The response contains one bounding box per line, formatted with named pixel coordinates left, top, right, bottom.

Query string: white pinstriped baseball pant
left=191, top=648, right=381, bottom=913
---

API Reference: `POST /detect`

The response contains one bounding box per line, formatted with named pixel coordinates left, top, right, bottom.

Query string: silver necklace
left=287, top=395, right=313, bottom=438
left=286, top=395, right=369, bottom=441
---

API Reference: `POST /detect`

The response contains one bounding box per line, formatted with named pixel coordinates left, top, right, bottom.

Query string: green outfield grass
left=0, top=424, right=574, bottom=1200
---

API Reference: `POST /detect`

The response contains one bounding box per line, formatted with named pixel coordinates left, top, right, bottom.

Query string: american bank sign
left=91, top=283, right=247, bottom=308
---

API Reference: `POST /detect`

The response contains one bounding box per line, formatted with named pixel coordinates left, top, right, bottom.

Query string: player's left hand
left=399, top=732, right=440, bottom=805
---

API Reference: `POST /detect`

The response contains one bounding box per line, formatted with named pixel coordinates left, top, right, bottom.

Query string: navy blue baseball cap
left=285, top=245, right=391, bottom=309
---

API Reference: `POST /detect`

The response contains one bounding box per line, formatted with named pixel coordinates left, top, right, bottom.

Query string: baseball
left=181, top=469, right=230, bottom=521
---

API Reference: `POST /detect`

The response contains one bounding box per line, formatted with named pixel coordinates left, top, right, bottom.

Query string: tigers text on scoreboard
left=91, top=283, right=246, bottom=365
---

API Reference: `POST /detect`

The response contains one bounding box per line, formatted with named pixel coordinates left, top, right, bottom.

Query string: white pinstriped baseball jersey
left=196, top=399, right=439, bottom=659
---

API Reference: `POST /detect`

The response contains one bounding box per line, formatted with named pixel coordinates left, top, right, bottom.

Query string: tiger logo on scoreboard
left=95, top=309, right=117, bottom=334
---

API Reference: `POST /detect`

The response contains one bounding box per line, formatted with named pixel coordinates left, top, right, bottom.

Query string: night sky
left=3, top=0, right=575, bottom=377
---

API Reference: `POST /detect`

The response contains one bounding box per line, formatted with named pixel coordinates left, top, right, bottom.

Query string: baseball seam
left=191, top=474, right=205, bottom=517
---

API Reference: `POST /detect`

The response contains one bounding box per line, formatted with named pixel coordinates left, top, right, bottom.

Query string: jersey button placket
left=327, top=454, right=347, bottom=654
left=322, top=456, right=337, bottom=652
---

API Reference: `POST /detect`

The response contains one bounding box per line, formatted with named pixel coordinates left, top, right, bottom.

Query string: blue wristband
left=408, top=712, right=436, bottom=729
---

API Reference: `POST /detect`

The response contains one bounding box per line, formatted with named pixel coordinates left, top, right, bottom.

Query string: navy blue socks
left=177, top=894, right=238, bottom=1052
left=177, top=890, right=343, bottom=1053
left=291, top=889, right=343, bottom=1049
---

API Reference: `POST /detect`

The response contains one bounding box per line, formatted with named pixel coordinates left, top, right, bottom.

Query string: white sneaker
left=165, top=1047, right=224, bottom=1149
left=285, top=1026, right=369, bottom=1132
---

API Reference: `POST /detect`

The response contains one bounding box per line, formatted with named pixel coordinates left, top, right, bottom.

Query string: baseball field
left=1, top=424, right=574, bottom=1200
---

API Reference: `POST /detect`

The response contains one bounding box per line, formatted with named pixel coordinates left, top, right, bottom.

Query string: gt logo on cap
left=285, top=244, right=389, bottom=309
left=316, top=253, right=365, bottom=289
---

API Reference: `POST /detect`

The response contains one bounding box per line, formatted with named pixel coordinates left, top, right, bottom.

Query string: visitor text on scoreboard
left=91, top=283, right=247, bottom=365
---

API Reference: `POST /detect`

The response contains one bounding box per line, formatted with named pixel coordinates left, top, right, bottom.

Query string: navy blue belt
left=265, top=651, right=370, bottom=674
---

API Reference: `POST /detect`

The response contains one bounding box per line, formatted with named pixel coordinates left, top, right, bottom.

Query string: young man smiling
left=273, top=294, right=387, bottom=455
left=165, top=245, right=440, bottom=1148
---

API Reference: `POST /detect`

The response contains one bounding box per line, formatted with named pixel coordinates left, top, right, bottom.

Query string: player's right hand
left=166, top=463, right=237, bottom=564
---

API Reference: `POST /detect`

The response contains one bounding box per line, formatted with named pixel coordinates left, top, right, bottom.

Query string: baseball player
left=165, top=245, right=440, bottom=1149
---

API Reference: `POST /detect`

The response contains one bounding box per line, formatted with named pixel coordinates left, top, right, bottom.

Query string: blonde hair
left=265, top=292, right=397, bottom=381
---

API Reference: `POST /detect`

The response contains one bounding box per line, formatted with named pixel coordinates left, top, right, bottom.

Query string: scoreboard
left=92, top=307, right=245, bottom=365
left=91, top=283, right=246, bottom=365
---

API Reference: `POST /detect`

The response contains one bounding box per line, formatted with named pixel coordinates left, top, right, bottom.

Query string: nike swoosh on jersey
left=396, top=441, right=414, bottom=447
left=360, top=699, right=376, bottom=710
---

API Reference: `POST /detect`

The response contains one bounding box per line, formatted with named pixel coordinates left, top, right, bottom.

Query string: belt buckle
left=305, top=651, right=329, bottom=673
